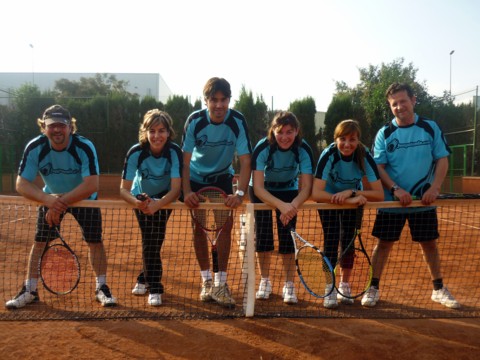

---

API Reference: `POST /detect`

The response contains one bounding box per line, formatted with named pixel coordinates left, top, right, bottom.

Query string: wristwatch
left=235, top=190, right=245, bottom=197
left=390, top=184, right=400, bottom=195
left=351, top=189, right=357, bottom=197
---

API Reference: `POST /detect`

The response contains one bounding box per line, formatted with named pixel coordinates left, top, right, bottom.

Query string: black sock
left=371, top=278, right=380, bottom=289
left=433, top=278, right=443, bottom=291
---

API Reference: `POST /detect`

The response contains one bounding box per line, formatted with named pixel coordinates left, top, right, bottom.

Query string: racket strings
left=40, top=245, right=79, bottom=294
left=297, top=246, right=333, bottom=297
left=194, top=189, right=232, bottom=232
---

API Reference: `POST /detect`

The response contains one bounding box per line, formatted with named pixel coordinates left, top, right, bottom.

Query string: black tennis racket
left=291, top=229, right=335, bottom=298
left=335, top=206, right=372, bottom=299
left=39, top=226, right=81, bottom=295
left=190, top=187, right=232, bottom=273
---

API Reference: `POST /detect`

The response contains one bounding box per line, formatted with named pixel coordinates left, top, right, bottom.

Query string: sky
left=2, top=0, right=479, bottom=112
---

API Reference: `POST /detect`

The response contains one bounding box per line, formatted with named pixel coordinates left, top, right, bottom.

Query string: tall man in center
left=182, top=77, right=252, bottom=307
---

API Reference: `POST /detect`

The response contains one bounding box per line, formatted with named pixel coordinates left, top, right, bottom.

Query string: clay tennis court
left=1, top=188, right=479, bottom=358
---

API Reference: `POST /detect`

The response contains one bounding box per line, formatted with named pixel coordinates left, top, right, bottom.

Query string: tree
left=165, top=95, right=194, bottom=142
left=289, top=97, right=319, bottom=161
left=234, top=86, right=269, bottom=147
left=357, top=58, right=430, bottom=142
left=55, top=74, right=130, bottom=98
left=324, top=88, right=366, bottom=146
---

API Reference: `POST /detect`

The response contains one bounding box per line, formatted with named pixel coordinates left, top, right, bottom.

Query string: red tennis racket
left=189, top=187, right=232, bottom=273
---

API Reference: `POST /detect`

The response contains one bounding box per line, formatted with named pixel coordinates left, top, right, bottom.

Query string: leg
left=192, top=217, right=211, bottom=271
left=370, top=239, right=394, bottom=279
left=216, top=213, right=233, bottom=272
left=74, top=207, right=116, bottom=306
left=409, top=210, right=460, bottom=309
left=87, top=242, right=108, bottom=277
left=5, top=207, right=53, bottom=309
left=361, top=210, right=404, bottom=307
left=255, top=209, right=275, bottom=300
left=419, top=239, right=442, bottom=280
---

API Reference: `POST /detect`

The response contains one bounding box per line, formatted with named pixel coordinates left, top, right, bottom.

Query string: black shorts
left=249, top=186, right=297, bottom=254
left=372, top=209, right=439, bottom=242
left=190, top=174, right=233, bottom=195
left=35, top=206, right=103, bottom=243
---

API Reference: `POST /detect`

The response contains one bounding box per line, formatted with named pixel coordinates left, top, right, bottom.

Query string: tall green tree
left=289, top=97, right=319, bottom=161
left=165, top=95, right=194, bottom=142
left=324, top=87, right=366, bottom=146
left=234, top=86, right=269, bottom=147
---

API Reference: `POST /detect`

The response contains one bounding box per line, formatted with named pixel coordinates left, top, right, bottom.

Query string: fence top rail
left=0, top=195, right=477, bottom=210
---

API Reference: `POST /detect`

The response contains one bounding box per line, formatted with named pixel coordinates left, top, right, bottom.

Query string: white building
left=0, top=72, right=173, bottom=106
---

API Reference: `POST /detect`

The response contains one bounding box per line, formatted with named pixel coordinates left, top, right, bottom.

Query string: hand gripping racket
left=190, top=187, right=232, bottom=273
left=335, top=206, right=373, bottom=299
left=291, top=229, right=335, bottom=298
left=39, top=226, right=81, bottom=295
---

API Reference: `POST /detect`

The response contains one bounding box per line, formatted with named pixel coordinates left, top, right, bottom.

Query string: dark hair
left=267, top=111, right=302, bottom=147
left=385, top=82, right=415, bottom=99
left=203, top=77, right=232, bottom=99
left=334, top=119, right=366, bottom=173
left=138, top=109, right=175, bottom=146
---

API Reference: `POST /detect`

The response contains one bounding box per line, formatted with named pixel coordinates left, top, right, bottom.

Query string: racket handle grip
left=212, top=250, right=219, bottom=273
left=136, top=193, right=147, bottom=201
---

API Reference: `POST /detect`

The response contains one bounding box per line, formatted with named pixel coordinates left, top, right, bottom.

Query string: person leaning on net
left=181, top=77, right=252, bottom=308
left=361, top=82, right=460, bottom=309
left=120, top=109, right=182, bottom=307
left=312, top=119, right=384, bottom=309
left=250, top=111, right=314, bottom=305
left=5, top=104, right=117, bottom=309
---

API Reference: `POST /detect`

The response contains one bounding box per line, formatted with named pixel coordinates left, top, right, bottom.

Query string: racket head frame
left=291, top=229, right=335, bottom=299
left=335, top=206, right=373, bottom=299
left=39, top=226, right=81, bottom=295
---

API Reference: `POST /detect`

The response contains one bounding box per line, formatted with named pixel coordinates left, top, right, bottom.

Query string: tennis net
left=1, top=195, right=479, bottom=320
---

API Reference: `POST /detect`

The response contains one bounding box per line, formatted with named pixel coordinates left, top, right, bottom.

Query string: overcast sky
left=2, top=0, right=479, bottom=111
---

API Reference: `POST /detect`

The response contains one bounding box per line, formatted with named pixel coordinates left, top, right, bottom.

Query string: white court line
left=0, top=217, right=29, bottom=226
left=440, top=218, right=480, bottom=230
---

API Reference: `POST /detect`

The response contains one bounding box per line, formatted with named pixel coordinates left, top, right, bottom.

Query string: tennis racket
left=190, top=187, right=232, bottom=273
left=291, top=229, right=335, bottom=298
left=335, top=206, right=372, bottom=299
left=39, top=226, right=81, bottom=295
left=136, top=193, right=148, bottom=201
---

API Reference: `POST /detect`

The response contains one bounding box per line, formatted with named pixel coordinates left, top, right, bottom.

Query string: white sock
left=96, top=275, right=106, bottom=289
left=201, top=270, right=212, bottom=283
left=25, top=278, right=38, bottom=292
left=214, top=271, right=227, bottom=286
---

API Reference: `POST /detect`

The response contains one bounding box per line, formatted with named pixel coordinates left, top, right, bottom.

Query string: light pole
left=449, top=50, right=455, bottom=95
left=29, top=43, right=35, bottom=85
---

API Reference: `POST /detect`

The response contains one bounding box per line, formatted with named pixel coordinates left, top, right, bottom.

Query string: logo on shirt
left=195, top=135, right=233, bottom=148
left=140, top=168, right=170, bottom=180
left=329, top=170, right=361, bottom=187
left=40, top=163, right=80, bottom=176
left=387, top=139, right=430, bottom=153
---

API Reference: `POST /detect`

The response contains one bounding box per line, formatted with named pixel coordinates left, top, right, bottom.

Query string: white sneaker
left=256, top=279, right=272, bottom=300
left=148, top=293, right=162, bottom=306
left=200, top=279, right=213, bottom=302
left=132, top=282, right=149, bottom=295
left=337, top=282, right=354, bottom=305
left=282, top=282, right=298, bottom=304
left=95, top=284, right=117, bottom=307
left=211, top=283, right=236, bottom=308
left=431, top=287, right=460, bottom=309
left=324, top=284, right=338, bottom=309
left=361, top=286, right=380, bottom=307
left=5, top=286, right=39, bottom=309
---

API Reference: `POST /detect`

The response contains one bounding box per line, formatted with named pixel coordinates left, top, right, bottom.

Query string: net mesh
left=1, top=195, right=479, bottom=320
